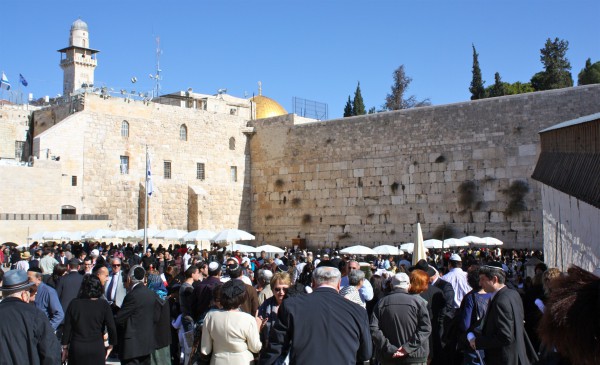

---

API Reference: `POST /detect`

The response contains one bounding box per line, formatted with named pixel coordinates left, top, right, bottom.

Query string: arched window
left=121, top=120, right=129, bottom=138
left=229, top=137, right=236, bottom=150
left=180, top=124, right=187, bottom=141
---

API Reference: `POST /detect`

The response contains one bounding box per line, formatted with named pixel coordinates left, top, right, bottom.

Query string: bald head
left=95, top=266, right=109, bottom=286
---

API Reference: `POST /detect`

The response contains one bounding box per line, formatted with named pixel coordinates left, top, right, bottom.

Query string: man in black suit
left=430, top=264, right=458, bottom=365
left=259, top=266, right=372, bottom=365
left=115, top=265, right=159, bottom=365
left=56, top=258, right=84, bottom=313
left=468, top=262, right=530, bottom=365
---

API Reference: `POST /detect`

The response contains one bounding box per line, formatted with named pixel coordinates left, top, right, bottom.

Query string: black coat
left=0, top=297, right=61, bottom=365
left=420, top=283, right=445, bottom=362
left=56, top=271, right=84, bottom=314
left=259, top=286, right=372, bottom=365
left=115, top=284, right=160, bottom=360
left=154, top=297, right=172, bottom=349
left=475, top=286, right=530, bottom=365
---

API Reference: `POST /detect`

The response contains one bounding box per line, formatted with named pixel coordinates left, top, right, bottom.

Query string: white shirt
left=442, top=267, right=472, bottom=308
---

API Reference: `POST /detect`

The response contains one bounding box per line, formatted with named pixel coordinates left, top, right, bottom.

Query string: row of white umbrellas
left=338, top=235, right=503, bottom=256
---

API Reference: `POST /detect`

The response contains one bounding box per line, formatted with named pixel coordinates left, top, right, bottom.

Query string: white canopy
left=212, top=229, right=255, bottom=243
left=28, top=232, right=49, bottom=241
left=154, top=229, right=188, bottom=240
left=83, top=228, right=113, bottom=240
left=481, top=237, right=504, bottom=246
left=42, top=231, right=71, bottom=241
left=66, top=231, right=86, bottom=241
left=423, top=239, right=443, bottom=249
left=339, top=245, right=377, bottom=256
left=131, top=228, right=161, bottom=240
left=400, top=242, right=429, bottom=254
left=460, top=235, right=487, bottom=245
left=255, top=244, right=285, bottom=253
left=443, top=238, right=469, bottom=248
left=104, top=230, right=135, bottom=239
left=373, top=245, right=401, bottom=256
left=183, top=230, right=216, bottom=242
left=227, top=243, right=258, bottom=253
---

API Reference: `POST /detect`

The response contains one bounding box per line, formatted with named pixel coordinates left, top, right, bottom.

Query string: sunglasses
left=112, top=264, right=121, bottom=267
left=274, top=287, right=288, bottom=292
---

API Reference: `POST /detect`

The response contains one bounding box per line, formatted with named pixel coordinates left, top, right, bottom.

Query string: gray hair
left=128, top=265, right=146, bottom=285
left=348, top=269, right=365, bottom=286
left=258, top=269, right=273, bottom=284
left=111, top=257, right=121, bottom=265
left=313, top=266, right=341, bottom=287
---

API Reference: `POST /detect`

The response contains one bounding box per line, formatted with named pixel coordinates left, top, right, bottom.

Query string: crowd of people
left=0, top=240, right=599, bottom=365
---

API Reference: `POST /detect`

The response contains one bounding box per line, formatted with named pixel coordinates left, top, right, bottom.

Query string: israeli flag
left=146, top=151, right=153, bottom=197
left=0, top=72, right=10, bottom=91
left=19, top=74, right=28, bottom=87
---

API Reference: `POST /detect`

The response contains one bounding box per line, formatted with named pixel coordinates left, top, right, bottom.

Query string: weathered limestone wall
left=0, top=105, right=32, bottom=159
left=0, top=164, right=62, bottom=214
left=33, top=94, right=251, bottom=231
left=249, top=85, right=600, bottom=249
left=541, top=185, right=600, bottom=272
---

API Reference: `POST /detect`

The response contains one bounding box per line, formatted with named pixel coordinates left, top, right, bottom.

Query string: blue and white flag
left=146, top=151, right=153, bottom=197
left=19, top=74, right=28, bottom=87
left=0, top=72, right=10, bottom=91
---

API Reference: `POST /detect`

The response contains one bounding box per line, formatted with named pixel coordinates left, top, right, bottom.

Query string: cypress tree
left=343, top=96, right=353, bottom=117
left=469, top=44, right=486, bottom=100
left=489, top=72, right=507, bottom=97
left=353, top=82, right=366, bottom=115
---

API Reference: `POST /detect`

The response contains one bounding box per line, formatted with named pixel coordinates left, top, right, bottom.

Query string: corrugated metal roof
left=539, top=112, right=600, bottom=133
left=532, top=152, right=600, bottom=209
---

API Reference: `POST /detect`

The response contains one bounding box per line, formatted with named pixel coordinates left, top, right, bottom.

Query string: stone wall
left=0, top=164, right=62, bottom=214
left=33, top=94, right=252, bottom=232
left=249, top=85, right=600, bottom=249
left=0, top=105, right=32, bottom=159
left=541, top=185, right=600, bottom=272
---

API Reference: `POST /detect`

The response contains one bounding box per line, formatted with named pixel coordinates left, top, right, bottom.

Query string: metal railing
left=0, top=213, right=109, bottom=221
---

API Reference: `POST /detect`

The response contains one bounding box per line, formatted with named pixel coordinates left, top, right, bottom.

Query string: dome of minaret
left=71, top=18, right=88, bottom=31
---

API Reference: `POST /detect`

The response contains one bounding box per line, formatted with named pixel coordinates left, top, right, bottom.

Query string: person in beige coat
left=201, top=279, right=262, bottom=364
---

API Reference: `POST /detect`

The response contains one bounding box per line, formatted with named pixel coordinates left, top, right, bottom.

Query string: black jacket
left=0, top=297, right=61, bottom=365
left=56, top=271, right=83, bottom=314
left=371, top=289, right=431, bottom=364
left=259, top=286, right=372, bottom=365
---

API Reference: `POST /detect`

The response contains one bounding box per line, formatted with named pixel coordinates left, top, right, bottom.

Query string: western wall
left=248, top=85, right=600, bottom=249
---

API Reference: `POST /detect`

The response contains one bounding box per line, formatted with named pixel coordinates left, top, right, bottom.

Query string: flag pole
left=144, top=145, right=149, bottom=252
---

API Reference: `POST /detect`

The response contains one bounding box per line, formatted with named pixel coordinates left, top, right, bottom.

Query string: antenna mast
left=152, top=36, right=162, bottom=98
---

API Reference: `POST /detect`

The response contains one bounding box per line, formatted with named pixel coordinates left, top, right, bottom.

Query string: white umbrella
left=66, top=231, right=86, bottom=241
left=211, top=229, right=255, bottom=243
left=460, top=235, right=487, bottom=245
left=413, top=223, right=427, bottom=265
left=339, top=245, right=377, bottom=256
left=481, top=237, right=503, bottom=246
left=104, top=230, right=135, bottom=239
left=228, top=243, right=258, bottom=253
left=423, top=239, right=443, bottom=249
left=155, top=229, right=188, bottom=240
left=373, top=245, right=400, bottom=255
left=183, top=230, right=216, bottom=242
left=28, top=232, right=49, bottom=241
left=83, top=228, right=113, bottom=240
left=443, top=238, right=469, bottom=248
left=255, top=244, right=285, bottom=254
left=400, top=243, right=415, bottom=253
left=42, top=231, right=71, bottom=240
left=131, top=228, right=160, bottom=240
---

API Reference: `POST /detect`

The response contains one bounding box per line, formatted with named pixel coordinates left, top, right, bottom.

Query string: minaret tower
left=57, top=19, right=99, bottom=96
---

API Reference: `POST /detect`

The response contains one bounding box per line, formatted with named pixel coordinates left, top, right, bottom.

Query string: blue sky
left=1, top=0, right=599, bottom=118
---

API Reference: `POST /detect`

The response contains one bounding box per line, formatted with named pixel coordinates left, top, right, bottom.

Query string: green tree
left=384, top=65, right=430, bottom=110
left=505, top=82, right=535, bottom=95
left=353, top=82, right=366, bottom=115
left=368, top=106, right=377, bottom=114
left=578, top=58, right=600, bottom=85
left=488, top=72, right=507, bottom=97
left=531, top=38, right=573, bottom=90
left=343, top=96, right=353, bottom=117
left=469, top=44, right=486, bottom=100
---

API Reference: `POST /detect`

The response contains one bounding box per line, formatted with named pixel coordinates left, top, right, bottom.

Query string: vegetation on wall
left=274, top=178, right=285, bottom=188
left=291, top=198, right=302, bottom=207
left=501, top=180, right=530, bottom=216
left=458, top=180, right=480, bottom=212
left=432, top=225, right=456, bottom=240
left=301, top=213, right=312, bottom=225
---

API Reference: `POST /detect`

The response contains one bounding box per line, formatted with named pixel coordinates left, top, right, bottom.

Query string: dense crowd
left=0, top=240, right=598, bottom=365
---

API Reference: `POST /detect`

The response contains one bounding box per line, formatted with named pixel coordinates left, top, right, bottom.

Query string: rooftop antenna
left=149, top=36, right=162, bottom=98
left=258, top=81, right=262, bottom=96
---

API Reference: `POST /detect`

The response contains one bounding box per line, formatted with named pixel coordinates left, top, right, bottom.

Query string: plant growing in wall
left=391, top=182, right=400, bottom=194
left=291, top=198, right=302, bottom=207
left=275, top=178, right=285, bottom=188
left=337, top=232, right=352, bottom=240
left=501, top=180, right=530, bottom=216
left=265, top=214, right=273, bottom=221
left=435, top=155, right=446, bottom=163
left=458, top=180, right=480, bottom=213
left=432, top=225, right=456, bottom=240
left=301, top=213, right=312, bottom=225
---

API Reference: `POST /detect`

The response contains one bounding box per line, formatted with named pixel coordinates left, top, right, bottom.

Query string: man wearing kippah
left=468, top=262, right=530, bottom=365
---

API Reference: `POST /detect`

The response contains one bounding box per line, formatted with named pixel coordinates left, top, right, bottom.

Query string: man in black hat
left=468, top=262, right=530, bottom=365
left=0, top=270, right=61, bottom=364
left=191, top=261, right=223, bottom=322
left=225, top=260, right=258, bottom=315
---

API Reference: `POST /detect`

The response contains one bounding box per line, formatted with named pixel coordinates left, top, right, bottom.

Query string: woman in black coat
left=61, top=274, right=117, bottom=365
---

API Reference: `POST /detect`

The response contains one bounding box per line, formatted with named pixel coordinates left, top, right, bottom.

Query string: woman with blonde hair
left=257, top=272, right=291, bottom=351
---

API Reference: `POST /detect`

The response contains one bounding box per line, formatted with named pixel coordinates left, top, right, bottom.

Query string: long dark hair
left=77, top=274, right=104, bottom=299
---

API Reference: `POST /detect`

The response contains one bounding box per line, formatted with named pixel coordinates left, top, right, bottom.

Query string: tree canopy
left=469, top=44, right=486, bottom=100
left=578, top=58, right=600, bottom=85
left=384, top=65, right=430, bottom=111
left=531, top=38, right=573, bottom=90
left=353, top=82, right=366, bottom=116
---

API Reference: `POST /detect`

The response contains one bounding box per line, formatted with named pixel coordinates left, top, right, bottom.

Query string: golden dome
left=250, top=95, right=287, bottom=119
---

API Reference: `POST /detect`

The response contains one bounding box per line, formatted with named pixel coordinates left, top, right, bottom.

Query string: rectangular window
left=71, top=176, right=77, bottom=186
left=164, top=161, right=172, bottom=179
left=230, top=166, right=237, bottom=182
left=120, top=156, right=129, bottom=174
left=197, top=163, right=205, bottom=180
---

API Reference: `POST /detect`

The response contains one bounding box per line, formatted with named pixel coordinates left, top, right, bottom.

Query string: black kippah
left=221, top=279, right=245, bottom=299
left=133, top=266, right=146, bottom=280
